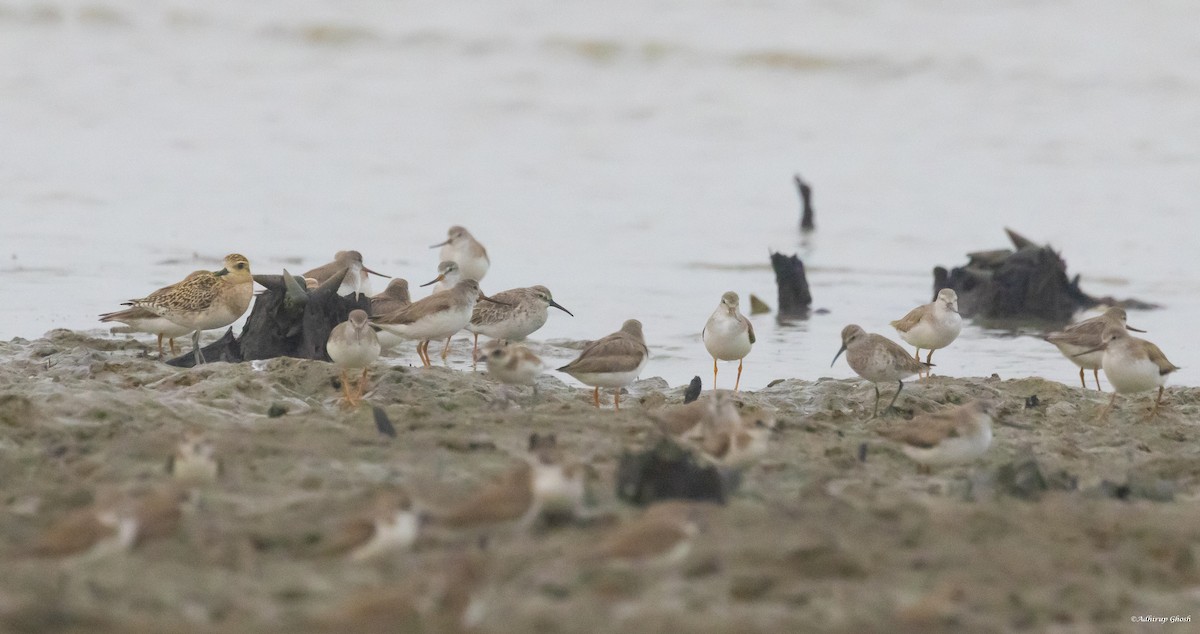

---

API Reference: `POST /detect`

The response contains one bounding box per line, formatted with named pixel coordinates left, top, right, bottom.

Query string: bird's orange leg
left=340, top=369, right=355, bottom=407
left=614, top=389, right=621, bottom=411
left=1078, top=368, right=1087, bottom=389
left=734, top=359, right=743, bottom=392
left=925, top=349, right=935, bottom=378
left=1098, top=392, right=1117, bottom=420
left=440, top=336, right=451, bottom=361
left=358, top=368, right=370, bottom=402
left=156, top=334, right=165, bottom=358
left=712, top=358, right=718, bottom=391
left=592, top=387, right=600, bottom=408
left=1149, top=386, right=1165, bottom=419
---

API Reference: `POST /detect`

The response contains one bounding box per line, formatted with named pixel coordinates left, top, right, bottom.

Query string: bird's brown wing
left=558, top=333, right=647, bottom=374
left=1145, top=341, right=1180, bottom=375
left=373, top=293, right=457, bottom=326
left=470, top=288, right=523, bottom=326
left=889, top=304, right=928, bottom=333
left=879, top=412, right=960, bottom=449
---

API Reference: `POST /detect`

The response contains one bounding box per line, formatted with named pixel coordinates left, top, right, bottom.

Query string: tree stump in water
left=167, top=268, right=368, bottom=367
left=794, top=173, right=815, bottom=232
left=770, top=252, right=813, bottom=319
left=933, top=228, right=1158, bottom=323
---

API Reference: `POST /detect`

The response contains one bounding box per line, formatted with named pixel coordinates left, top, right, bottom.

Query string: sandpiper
left=370, top=278, right=411, bottom=315
left=695, top=404, right=775, bottom=469
left=702, top=291, right=755, bottom=391
left=1044, top=306, right=1145, bottom=390
left=322, top=553, right=488, bottom=633
left=420, top=260, right=462, bottom=294
left=557, top=319, right=649, bottom=410
left=832, top=324, right=930, bottom=418
left=891, top=289, right=962, bottom=377
left=419, top=261, right=465, bottom=360
left=370, top=279, right=411, bottom=351
left=1079, top=328, right=1180, bottom=419
left=314, top=488, right=419, bottom=561
left=468, top=285, right=573, bottom=357
left=303, top=250, right=391, bottom=298
left=99, top=304, right=193, bottom=357
left=124, top=253, right=255, bottom=366
left=479, top=340, right=544, bottom=405
left=879, top=400, right=996, bottom=473
left=25, top=485, right=188, bottom=559
left=431, top=433, right=587, bottom=530
left=431, top=225, right=489, bottom=282
left=327, top=309, right=381, bottom=406
left=585, top=501, right=706, bottom=568
left=372, top=280, right=504, bottom=368
left=166, top=431, right=222, bottom=484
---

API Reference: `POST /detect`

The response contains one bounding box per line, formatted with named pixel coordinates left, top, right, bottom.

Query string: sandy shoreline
left=1, top=329, right=1198, bottom=633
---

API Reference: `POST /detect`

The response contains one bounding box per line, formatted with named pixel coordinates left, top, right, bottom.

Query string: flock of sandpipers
left=14, top=223, right=1178, bottom=627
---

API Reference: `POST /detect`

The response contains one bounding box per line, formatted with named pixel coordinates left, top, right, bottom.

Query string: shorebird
left=584, top=501, right=706, bottom=568
left=431, top=225, right=489, bottom=282
left=419, top=261, right=465, bottom=360
left=372, top=280, right=504, bottom=368
left=313, top=488, right=420, bottom=561
left=557, top=319, right=649, bottom=410
left=479, top=340, right=544, bottom=405
left=694, top=404, right=775, bottom=469
left=99, top=304, right=193, bottom=358
left=468, top=285, right=573, bottom=358
left=832, top=324, right=930, bottom=418
left=370, top=278, right=411, bottom=316
left=24, top=485, right=188, bottom=560
left=432, top=433, right=587, bottom=530
left=327, top=309, right=381, bottom=406
left=1044, top=306, right=1144, bottom=390
left=321, top=552, right=488, bottom=634
left=420, top=260, right=462, bottom=295
left=702, top=291, right=755, bottom=391
left=891, top=289, right=962, bottom=377
left=371, top=279, right=411, bottom=351
left=166, top=432, right=222, bottom=485
left=303, top=250, right=391, bottom=299
left=1078, top=328, right=1180, bottom=419
left=879, top=400, right=996, bottom=473
left=124, top=254, right=255, bottom=366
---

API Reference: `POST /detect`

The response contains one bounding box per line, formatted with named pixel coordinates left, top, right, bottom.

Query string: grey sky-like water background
left=2, top=0, right=1197, bottom=390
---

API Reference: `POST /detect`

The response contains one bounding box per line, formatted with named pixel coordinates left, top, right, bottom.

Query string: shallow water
left=2, top=0, right=1197, bottom=390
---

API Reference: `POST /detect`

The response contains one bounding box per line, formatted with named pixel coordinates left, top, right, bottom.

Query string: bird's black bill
left=1126, top=325, right=1146, bottom=333
left=363, top=266, right=392, bottom=279
left=215, top=268, right=230, bottom=276
left=429, top=240, right=450, bottom=248
left=831, top=345, right=847, bottom=367
left=549, top=300, right=574, bottom=316
left=418, top=275, right=443, bottom=288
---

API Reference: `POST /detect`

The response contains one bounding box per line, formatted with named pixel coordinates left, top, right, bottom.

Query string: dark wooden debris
left=167, top=268, right=368, bottom=367
left=933, top=228, right=1159, bottom=323
left=770, top=252, right=813, bottom=319
left=794, top=173, right=815, bottom=232
left=683, top=376, right=702, bottom=404
left=615, top=437, right=730, bottom=506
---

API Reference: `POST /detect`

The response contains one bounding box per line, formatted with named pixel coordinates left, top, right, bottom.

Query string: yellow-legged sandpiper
left=702, top=291, right=755, bottom=391
left=891, top=289, right=962, bottom=377
left=557, top=319, right=649, bottom=410
left=1044, top=306, right=1144, bottom=390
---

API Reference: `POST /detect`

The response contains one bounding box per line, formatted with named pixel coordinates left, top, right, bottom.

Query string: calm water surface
left=2, top=0, right=1197, bottom=390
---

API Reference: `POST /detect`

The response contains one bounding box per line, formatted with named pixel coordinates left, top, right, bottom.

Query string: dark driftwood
left=615, top=437, right=727, bottom=506
left=770, top=252, right=812, bottom=319
left=683, top=376, right=702, bottom=404
left=933, top=228, right=1158, bottom=323
left=794, top=174, right=815, bottom=232
left=167, top=268, right=368, bottom=367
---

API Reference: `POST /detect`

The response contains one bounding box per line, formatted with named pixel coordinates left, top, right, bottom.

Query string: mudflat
left=1, top=330, right=1197, bottom=633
